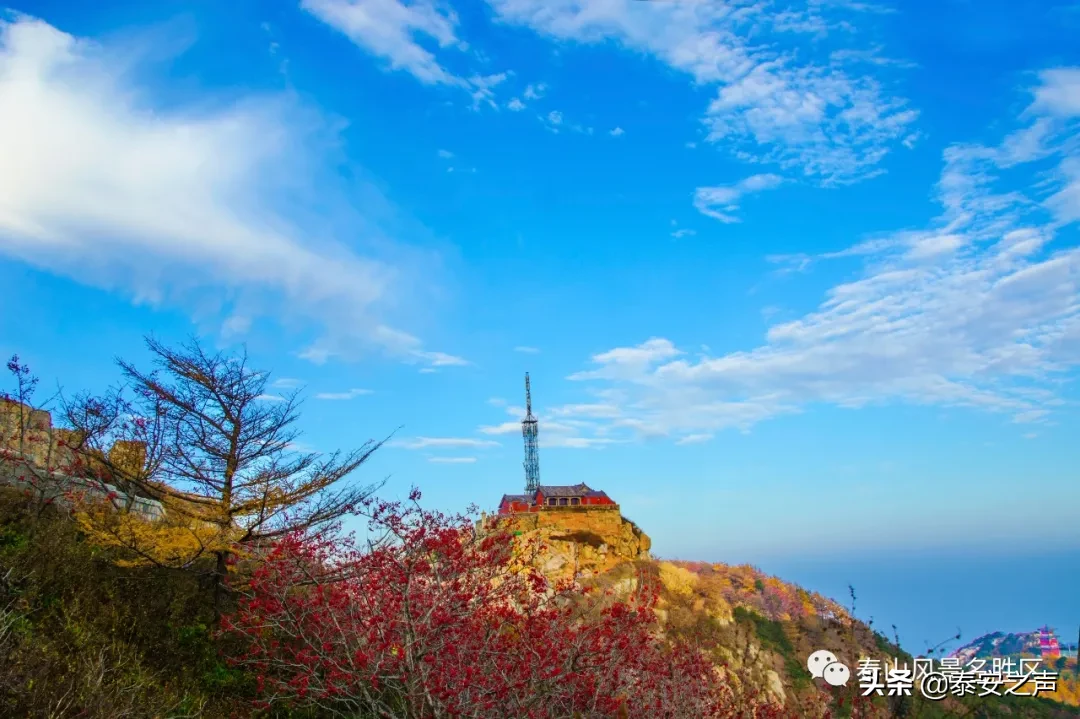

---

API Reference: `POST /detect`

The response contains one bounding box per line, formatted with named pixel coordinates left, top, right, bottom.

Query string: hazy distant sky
left=2, top=0, right=1079, bottom=584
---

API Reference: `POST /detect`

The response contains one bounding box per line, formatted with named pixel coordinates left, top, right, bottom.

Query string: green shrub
left=0, top=489, right=256, bottom=717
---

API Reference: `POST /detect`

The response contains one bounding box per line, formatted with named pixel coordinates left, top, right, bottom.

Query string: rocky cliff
left=481, top=506, right=1076, bottom=717
left=484, top=506, right=651, bottom=582
left=0, top=400, right=161, bottom=518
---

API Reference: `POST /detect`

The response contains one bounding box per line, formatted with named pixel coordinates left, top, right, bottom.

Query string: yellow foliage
left=72, top=493, right=241, bottom=569
left=659, top=562, right=698, bottom=597
left=1042, top=669, right=1080, bottom=706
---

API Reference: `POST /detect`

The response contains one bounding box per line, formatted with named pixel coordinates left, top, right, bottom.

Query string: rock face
left=486, top=506, right=651, bottom=582
left=0, top=399, right=80, bottom=472
left=0, top=400, right=163, bottom=519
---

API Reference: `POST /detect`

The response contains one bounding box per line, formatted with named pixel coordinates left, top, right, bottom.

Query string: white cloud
left=302, top=0, right=508, bottom=107
left=507, top=97, right=525, bottom=111
left=1012, top=410, right=1050, bottom=424
left=478, top=420, right=520, bottom=435
left=609, top=126, right=624, bottom=137
left=1028, top=67, right=1080, bottom=118
left=569, top=338, right=682, bottom=381
left=466, top=71, right=507, bottom=110
left=397, top=437, right=500, bottom=449
left=485, top=0, right=918, bottom=183
left=256, top=393, right=287, bottom=402
left=437, top=148, right=454, bottom=158
left=547, top=110, right=563, bottom=125
left=550, top=70, right=1080, bottom=439
left=428, top=456, right=477, bottom=463
left=694, top=173, right=784, bottom=223
left=0, top=17, right=450, bottom=364
left=671, top=228, right=696, bottom=238
left=301, top=0, right=464, bottom=85
left=479, top=398, right=628, bottom=449
left=523, top=83, right=545, bottom=99
left=514, top=345, right=540, bottom=353
left=272, top=377, right=303, bottom=388
left=542, top=436, right=624, bottom=449
left=676, top=433, right=713, bottom=445
left=418, top=367, right=438, bottom=374
left=550, top=403, right=620, bottom=418
left=412, top=350, right=470, bottom=367
left=314, top=388, right=373, bottom=400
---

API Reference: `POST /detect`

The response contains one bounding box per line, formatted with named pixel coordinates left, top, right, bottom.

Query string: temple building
left=497, top=374, right=618, bottom=515
left=498, top=483, right=617, bottom=514
left=1039, top=626, right=1061, bottom=659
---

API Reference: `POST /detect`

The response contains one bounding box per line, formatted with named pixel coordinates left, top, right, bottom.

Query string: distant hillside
left=659, top=562, right=1080, bottom=717
left=950, top=630, right=1070, bottom=663
left=491, top=501, right=1080, bottom=717
left=949, top=630, right=1080, bottom=708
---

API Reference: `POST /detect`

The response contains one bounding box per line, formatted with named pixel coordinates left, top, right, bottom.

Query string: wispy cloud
left=272, top=377, right=303, bottom=389
left=485, top=0, right=919, bottom=184
left=428, top=456, right=477, bottom=463
left=548, top=71, right=1080, bottom=439
left=395, top=437, right=500, bottom=449
left=479, top=400, right=630, bottom=449
left=412, top=350, right=470, bottom=367
left=514, top=345, right=540, bottom=353
left=301, top=0, right=508, bottom=107
left=478, top=420, right=520, bottom=435
left=256, top=393, right=287, bottom=402
left=507, top=97, right=525, bottom=111
left=609, top=126, right=625, bottom=137
left=537, top=108, right=592, bottom=135
left=314, top=388, right=373, bottom=400
left=1027, top=67, right=1080, bottom=118
left=694, top=174, right=784, bottom=223
left=0, top=16, right=453, bottom=366
left=301, top=0, right=464, bottom=85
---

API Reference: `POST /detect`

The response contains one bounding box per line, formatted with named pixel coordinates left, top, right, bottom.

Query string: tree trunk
left=213, top=550, right=228, bottom=623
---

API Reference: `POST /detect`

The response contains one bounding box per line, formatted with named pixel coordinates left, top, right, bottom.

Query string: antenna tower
left=522, top=373, right=541, bottom=495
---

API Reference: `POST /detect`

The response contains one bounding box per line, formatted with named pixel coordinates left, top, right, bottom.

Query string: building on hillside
left=496, top=374, right=618, bottom=515
left=1039, top=626, right=1061, bottom=659
left=498, top=483, right=617, bottom=514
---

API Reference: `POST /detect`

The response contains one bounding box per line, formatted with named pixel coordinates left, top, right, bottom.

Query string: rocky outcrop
left=485, top=506, right=651, bottom=582
left=0, top=400, right=162, bottom=519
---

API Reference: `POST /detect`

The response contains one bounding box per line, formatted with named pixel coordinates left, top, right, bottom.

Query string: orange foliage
left=667, top=560, right=847, bottom=623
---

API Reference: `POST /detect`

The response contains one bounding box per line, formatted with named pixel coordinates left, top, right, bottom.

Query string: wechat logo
left=808, top=649, right=850, bottom=687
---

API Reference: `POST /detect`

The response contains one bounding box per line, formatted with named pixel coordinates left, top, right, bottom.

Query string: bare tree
left=65, top=336, right=387, bottom=616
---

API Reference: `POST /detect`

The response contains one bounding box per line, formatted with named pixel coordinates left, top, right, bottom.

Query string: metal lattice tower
left=522, top=373, right=541, bottom=495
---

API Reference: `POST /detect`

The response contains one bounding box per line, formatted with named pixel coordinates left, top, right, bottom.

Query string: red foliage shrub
left=224, top=490, right=793, bottom=718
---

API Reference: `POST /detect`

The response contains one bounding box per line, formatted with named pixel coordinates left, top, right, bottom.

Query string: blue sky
left=1, top=0, right=1079, bottom=643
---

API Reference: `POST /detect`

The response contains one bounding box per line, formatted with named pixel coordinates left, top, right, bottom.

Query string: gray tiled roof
left=537, top=484, right=593, bottom=497
left=500, top=494, right=531, bottom=505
